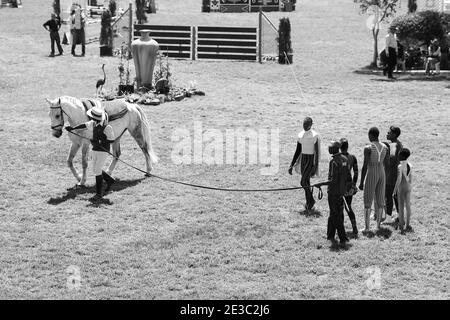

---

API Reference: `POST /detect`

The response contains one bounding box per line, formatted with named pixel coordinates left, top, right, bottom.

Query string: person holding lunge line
left=289, top=117, right=321, bottom=211
left=66, top=107, right=116, bottom=199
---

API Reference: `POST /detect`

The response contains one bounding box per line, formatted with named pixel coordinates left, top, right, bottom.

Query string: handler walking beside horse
left=66, top=107, right=116, bottom=198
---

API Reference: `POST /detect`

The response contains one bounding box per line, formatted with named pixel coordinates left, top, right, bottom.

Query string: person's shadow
left=47, top=178, right=145, bottom=206
left=299, top=207, right=322, bottom=218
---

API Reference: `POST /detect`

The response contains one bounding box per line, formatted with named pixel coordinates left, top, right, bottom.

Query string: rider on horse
left=66, top=106, right=116, bottom=198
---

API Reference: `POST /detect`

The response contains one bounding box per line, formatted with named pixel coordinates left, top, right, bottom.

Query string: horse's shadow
left=47, top=177, right=146, bottom=206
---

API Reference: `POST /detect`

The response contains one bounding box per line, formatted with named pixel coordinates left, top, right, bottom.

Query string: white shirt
left=85, top=120, right=115, bottom=141
left=386, top=33, right=398, bottom=51
left=297, top=129, right=319, bottom=155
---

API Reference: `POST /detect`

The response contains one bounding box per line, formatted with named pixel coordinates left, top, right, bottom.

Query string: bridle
left=50, top=98, right=67, bottom=130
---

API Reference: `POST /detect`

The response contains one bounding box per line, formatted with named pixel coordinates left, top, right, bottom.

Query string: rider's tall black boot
left=95, top=175, right=103, bottom=198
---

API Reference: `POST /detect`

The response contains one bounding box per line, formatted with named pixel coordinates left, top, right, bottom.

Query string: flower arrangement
left=153, top=52, right=172, bottom=94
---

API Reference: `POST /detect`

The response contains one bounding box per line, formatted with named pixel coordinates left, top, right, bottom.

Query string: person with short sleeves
left=288, top=117, right=321, bottom=211
left=66, top=107, right=116, bottom=199
left=43, top=13, right=64, bottom=57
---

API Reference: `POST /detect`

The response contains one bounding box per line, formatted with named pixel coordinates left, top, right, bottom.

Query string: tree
left=408, top=0, right=417, bottom=13
left=109, top=0, right=117, bottom=16
left=136, top=0, right=147, bottom=24
left=53, top=0, right=61, bottom=16
left=354, top=0, right=400, bottom=67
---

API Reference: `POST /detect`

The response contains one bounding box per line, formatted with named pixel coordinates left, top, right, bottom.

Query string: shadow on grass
left=299, top=207, right=322, bottom=218
left=47, top=178, right=145, bottom=205
left=370, top=75, right=449, bottom=82
left=329, top=241, right=353, bottom=252
left=376, top=227, right=392, bottom=239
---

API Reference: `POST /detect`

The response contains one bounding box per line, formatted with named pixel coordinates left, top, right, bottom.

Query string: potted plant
left=153, top=52, right=172, bottom=95
left=117, top=44, right=134, bottom=95
left=278, top=17, right=293, bottom=64
left=99, top=8, right=113, bottom=56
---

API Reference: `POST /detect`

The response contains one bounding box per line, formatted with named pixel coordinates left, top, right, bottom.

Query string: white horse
left=46, top=95, right=158, bottom=185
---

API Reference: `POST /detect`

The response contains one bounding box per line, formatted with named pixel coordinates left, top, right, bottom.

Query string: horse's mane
left=60, top=95, right=82, bottom=107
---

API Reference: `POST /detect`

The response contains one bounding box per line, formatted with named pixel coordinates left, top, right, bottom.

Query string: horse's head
left=46, top=97, right=64, bottom=138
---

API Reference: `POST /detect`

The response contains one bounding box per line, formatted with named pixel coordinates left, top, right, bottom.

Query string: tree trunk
left=372, top=27, right=379, bottom=67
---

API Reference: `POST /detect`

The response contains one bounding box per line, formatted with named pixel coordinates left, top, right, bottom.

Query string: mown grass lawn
left=0, top=0, right=448, bottom=299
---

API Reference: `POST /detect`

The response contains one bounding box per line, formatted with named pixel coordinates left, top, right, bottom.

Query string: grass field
left=0, top=0, right=449, bottom=299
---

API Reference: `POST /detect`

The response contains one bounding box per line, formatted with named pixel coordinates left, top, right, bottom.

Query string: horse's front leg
left=79, top=142, right=90, bottom=186
left=67, top=142, right=81, bottom=182
left=105, top=140, right=121, bottom=176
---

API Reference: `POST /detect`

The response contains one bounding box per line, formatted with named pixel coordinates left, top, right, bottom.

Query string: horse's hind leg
left=106, top=140, right=121, bottom=176
left=129, top=128, right=152, bottom=175
left=79, top=142, right=89, bottom=186
left=67, top=142, right=81, bottom=182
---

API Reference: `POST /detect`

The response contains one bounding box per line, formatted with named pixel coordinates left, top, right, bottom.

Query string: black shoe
left=95, top=175, right=103, bottom=198
left=48, top=53, right=55, bottom=57
left=102, top=171, right=115, bottom=192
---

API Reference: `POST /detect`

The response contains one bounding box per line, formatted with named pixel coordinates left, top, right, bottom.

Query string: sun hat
left=86, top=106, right=106, bottom=123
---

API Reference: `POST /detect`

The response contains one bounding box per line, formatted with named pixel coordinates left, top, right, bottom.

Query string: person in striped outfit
left=289, top=117, right=321, bottom=211
left=359, top=127, right=389, bottom=233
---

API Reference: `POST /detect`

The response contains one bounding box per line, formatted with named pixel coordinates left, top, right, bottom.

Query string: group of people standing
left=289, top=118, right=413, bottom=247
left=382, top=26, right=442, bottom=79
left=42, top=4, right=86, bottom=57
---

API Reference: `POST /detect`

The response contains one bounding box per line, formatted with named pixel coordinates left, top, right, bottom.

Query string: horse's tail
left=135, top=104, right=158, bottom=164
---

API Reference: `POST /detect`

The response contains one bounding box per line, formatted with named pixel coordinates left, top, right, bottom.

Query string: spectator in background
left=43, top=13, right=63, bottom=57
left=396, top=41, right=406, bottom=72
left=70, top=6, right=86, bottom=56
left=425, top=39, right=441, bottom=75
left=383, top=26, right=398, bottom=79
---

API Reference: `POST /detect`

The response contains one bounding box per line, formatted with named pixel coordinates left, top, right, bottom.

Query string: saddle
left=81, top=98, right=128, bottom=122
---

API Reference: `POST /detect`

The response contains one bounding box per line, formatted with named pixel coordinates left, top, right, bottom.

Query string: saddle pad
left=81, top=98, right=128, bottom=122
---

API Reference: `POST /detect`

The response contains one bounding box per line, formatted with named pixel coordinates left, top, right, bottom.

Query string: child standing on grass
left=393, top=148, right=413, bottom=234
left=339, top=138, right=359, bottom=236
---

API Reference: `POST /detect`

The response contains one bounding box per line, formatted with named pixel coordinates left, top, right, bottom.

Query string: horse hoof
left=77, top=182, right=86, bottom=187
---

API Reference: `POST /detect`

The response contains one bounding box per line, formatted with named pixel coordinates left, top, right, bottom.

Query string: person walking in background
left=70, top=5, right=86, bottom=56
left=43, top=13, right=63, bottom=57
left=325, top=140, right=351, bottom=246
left=383, top=26, right=398, bottom=79
left=289, top=117, right=321, bottom=212
left=383, top=126, right=403, bottom=223
left=393, top=148, right=413, bottom=234
left=425, top=39, right=441, bottom=75
left=396, top=41, right=406, bottom=72
left=339, top=138, right=359, bottom=236
left=359, top=127, right=389, bottom=233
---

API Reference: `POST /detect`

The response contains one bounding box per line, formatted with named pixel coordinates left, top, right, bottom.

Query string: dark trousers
left=385, top=183, right=398, bottom=216
left=50, top=31, right=63, bottom=55
left=344, top=195, right=356, bottom=223
left=71, top=29, right=86, bottom=55
left=384, top=47, right=397, bottom=78
left=327, top=194, right=348, bottom=242
left=300, top=154, right=315, bottom=209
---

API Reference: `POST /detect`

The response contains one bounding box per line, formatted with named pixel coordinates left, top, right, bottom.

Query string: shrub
left=100, top=9, right=113, bottom=48
left=278, top=17, right=292, bottom=64
left=392, top=10, right=444, bottom=46
left=109, top=0, right=117, bottom=17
